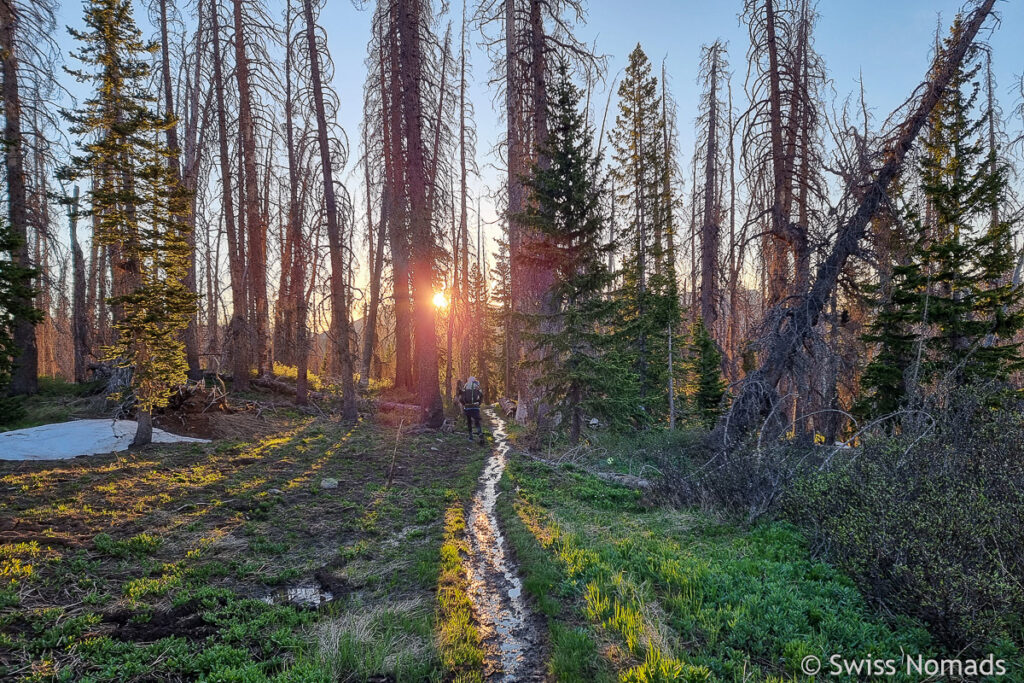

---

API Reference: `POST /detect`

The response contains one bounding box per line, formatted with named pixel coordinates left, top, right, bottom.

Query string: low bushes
left=785, top=387, right=1024, bottom=656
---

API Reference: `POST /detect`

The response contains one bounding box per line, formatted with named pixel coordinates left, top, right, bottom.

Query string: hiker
left=459, top=376, right=484, bottom=443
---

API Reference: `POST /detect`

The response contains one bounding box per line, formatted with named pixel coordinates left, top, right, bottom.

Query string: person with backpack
left=459, top=376, right=484, bottom=443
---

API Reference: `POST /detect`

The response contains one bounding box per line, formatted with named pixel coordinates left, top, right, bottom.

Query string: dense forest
left=0, top=0, right=1022, bottom=680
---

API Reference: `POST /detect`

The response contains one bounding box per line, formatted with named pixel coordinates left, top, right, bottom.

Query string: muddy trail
left=465, top=408, right=546, bottom=681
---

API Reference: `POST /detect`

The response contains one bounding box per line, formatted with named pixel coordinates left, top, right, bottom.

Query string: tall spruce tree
left=860, top=25, right=1023, bottom=417
left=491, top=238, right=515, bottom=398
left=610, top=44, right=681, bottom=424
left=522, top=64, right=631, bottom=443
left=685, top=317, right=726, bottom=428
left=65, top=0, right=195, bottom=446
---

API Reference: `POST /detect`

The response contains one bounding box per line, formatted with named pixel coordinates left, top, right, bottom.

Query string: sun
left=432, top=291, right=448, bottom=308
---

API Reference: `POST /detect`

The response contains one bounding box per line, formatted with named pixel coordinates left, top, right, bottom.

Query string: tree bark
left=210, top=0, right=248, bottom=389
left=232, top=0, right=269, bottom=377
left=133, top=409, right=153, bottom=447
left=69, top=187, right=90, bottom=384
left=0, top=2, right=38, bottom=395
left=302, top=0, right=357, bottom=420
left=397, top=0, right=443, bottom=426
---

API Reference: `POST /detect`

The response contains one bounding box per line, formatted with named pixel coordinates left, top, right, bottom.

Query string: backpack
left=461, top=385, right=482, bottom=408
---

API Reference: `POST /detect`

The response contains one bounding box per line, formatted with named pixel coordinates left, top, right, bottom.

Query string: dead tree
left=209, top=0, right=249, bottom=388
left=396, top=0, right=444, bottom=426
left=695, top=41, right=730, bottom=333
left=232, top=0, right=270, bottom=377
left=710, top=0, right=998, bottom=451
left=0, top=0, right=45, bottom=395
left=302, top=0, right=358, bottom=419
left=67, top=187, right=89, bottom=383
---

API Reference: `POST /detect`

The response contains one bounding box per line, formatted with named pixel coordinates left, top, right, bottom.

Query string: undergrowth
left=502, top=457, right=937, bottom=681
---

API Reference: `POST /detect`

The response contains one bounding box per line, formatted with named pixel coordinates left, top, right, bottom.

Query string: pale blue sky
left=318, top=0, right=1024, bottom=230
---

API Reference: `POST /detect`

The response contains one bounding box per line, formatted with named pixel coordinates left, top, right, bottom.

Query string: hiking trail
left=464, top=407, right=545, bottom=681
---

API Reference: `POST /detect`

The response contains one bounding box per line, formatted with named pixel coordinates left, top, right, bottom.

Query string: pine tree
left=64, top=0, right=196, bottom=446
left=467, top=258, right=493, bottom=401
left=859, top=24, right=1023, bottom=417
left=685, top=317, right=726, bottom=428
left=521, top=64, right=633, bottom=443
left=0, top=217, right=40, bottom=421
left=610, top=44, right=681, bottom=424
left=490, top=238, right=515, bottom=398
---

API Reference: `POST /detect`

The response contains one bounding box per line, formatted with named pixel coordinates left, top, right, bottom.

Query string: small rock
left=430, top=447, right=440, bottom=452
left=320, top=478, right=339, bottom=490
left=267, top=488, right=283, bottom=496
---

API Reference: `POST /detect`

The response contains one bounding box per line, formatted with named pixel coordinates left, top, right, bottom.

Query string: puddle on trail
left=465, top=408, right=544, bottom=681
left=260, top=582, right=333, bottom=608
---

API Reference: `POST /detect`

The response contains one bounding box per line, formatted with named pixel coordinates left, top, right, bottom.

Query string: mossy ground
left=0, top=399, right=486, bottom=681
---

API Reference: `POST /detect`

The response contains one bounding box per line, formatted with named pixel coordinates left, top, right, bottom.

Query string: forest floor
left=0, top=383, right=945, bottom=681
left=0, top=389, right=487, bottom=681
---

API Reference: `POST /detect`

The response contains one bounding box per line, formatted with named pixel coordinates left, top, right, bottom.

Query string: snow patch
left=0, top=419, right=209, bottom=461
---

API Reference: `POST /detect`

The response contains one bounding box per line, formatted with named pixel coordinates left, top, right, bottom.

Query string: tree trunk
left=284, top=0, right=307, bottom=404
left=0, top=2, right=37, bottom=395
left=303, top=0, right=357, bottom=420
left=69, top=187, right=90, bottom=384
left=210, top=0, right=248, bottom=389
left=397, top=0, right=443, bottom=427
left=133, top=409, right=153, bottom=447
left=359, top=127, right=387, bottom=389
left=700, top=46, right=720, bottom=330
left=232, top=0, right=269, bottom=377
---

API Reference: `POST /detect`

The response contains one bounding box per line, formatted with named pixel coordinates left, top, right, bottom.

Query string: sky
left=51, top=0, right=1024, bottom=278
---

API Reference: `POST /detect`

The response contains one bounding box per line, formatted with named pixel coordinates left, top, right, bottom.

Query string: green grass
left=436, top=504, right=485, bottom=682
left=0, top=406, right=487, bottom=681
left=501, top=457, right=937, bottom=682
left=0, top=377, right=104, bottom=432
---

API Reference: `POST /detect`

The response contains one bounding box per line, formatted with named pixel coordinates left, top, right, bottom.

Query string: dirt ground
left=0, top=403, right=486, bottom=680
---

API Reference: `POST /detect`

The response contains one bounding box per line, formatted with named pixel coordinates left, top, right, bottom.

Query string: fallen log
left=376, top=401, right=422, bottom=413
left=251, top=376, right=334, bottom=403
left=711, top=0, right=997, bottom=451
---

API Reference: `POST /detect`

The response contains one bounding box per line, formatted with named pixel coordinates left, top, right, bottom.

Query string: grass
left=437, top=504, right=485, bottom=682
left=0, top=402, right=487, bottom=681
left=500, top=456, right=938, bottom=682
left=0, top=377, right=105, bottom=432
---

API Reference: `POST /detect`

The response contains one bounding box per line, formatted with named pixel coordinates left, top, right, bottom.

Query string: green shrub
left=786, top=386, right=1024, bottom=655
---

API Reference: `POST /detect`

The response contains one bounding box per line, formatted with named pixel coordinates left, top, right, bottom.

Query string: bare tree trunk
left=284, top=0, right=307, bottom=404
left=764, top=0, right=791, bottom=309
left=397, top=0, right=443, bottom=426
left=68, top=187, right=89, bottom=384
left=700, top=43, right=721, bottom=330
left=380, top=14, right=413, bottom=392
left=302, top=0, right=357, bottom=420
left=0, top=2, right=38, bottom=395
left=458, top=0, right=471, bottom=381
left=133, top=409, right=153, bottom=447
left=359, top=127, right=387, bottom=389
left=232, top=0, right=269, bottom=377
left=210, top=0, right=248, bottom=389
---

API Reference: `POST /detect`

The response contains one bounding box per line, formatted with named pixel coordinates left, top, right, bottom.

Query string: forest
left=0, top=0, right=1022, bottom=680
